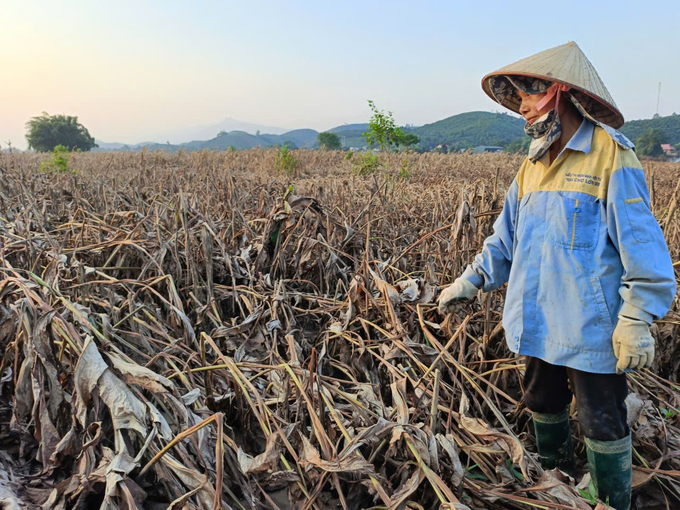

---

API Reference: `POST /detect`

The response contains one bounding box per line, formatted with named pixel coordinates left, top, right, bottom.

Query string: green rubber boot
left=586, top=435, right=632, bottom=510
left=532, top=407, right=575, bottom=475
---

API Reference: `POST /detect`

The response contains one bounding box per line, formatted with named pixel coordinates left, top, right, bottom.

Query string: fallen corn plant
left=0, top=150, right=678, bottom=509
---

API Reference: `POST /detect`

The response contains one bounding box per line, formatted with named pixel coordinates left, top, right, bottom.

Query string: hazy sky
left=3, top=0, right=679, bottom=149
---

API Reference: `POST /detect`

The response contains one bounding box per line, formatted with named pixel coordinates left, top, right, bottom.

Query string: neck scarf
left=525, top=110, right=562, bottom=162
left=522, top=83, right=572, bottom=162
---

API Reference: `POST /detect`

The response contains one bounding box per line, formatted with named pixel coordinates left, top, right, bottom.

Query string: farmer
left=438, top=42, right=676, bottom=510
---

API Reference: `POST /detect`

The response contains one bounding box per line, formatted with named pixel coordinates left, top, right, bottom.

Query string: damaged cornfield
left=0, top=149, right=678, bottom=510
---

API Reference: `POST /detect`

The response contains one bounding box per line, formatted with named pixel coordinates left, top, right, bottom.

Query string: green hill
left=140, top=142, right=183, bottom=151
left=136, top=129, right=319, bottom=152
left=278, top=129, right=319, bottom=148
left=413, top=111, right=526, bottom=151
left=321, top=113, right=680, bottom=152
left=324, top=115, right=528, bottom=151
left=101, top=112, right=678, bottom=154
left=324, top=124, right=368, bottom=148
left=619, top=114, right=680, bottom=146
left=329, top=123, right=369, bottom=134
left=203, top=131, right=264, bottom=149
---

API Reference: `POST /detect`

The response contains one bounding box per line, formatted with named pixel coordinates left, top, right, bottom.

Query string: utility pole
left=655, top=82, right=661, bottom=117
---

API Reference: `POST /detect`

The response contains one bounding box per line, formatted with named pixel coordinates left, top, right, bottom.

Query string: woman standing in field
left=437, top=42, right=676, bottom=510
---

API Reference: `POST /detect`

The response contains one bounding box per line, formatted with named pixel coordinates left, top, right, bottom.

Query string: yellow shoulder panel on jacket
left=614, top=138, right=643, bottom=173
left=515, top=126, right=636, bottom=200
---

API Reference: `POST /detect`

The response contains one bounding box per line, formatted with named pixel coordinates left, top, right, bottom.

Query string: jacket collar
left=537, top=117, right=594, bottom=168
left=562, top=117, right=594, bottom=155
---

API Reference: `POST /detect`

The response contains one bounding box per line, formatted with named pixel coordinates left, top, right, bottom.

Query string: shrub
left=275, top=145, right=298, bottom=175
left=39, top=145, right=74, bottom=174
left=398, top=157, right=412, bottom=181
left=353, top=152, right=380, bottom=175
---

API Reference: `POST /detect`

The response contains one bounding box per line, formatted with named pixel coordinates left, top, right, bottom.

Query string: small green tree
left=317, top=132, right=341, bottom=150
left=275, top=145, right=298, bottom=175
left=26, top=112, right=96, bottom=152
left=282, top=140, right=298, bottom=150
left=636, top=128, right=665, bottom=157
left=397, top=132, right=420, bottom=148
left=39, top=145, right=74, bottom=174
left=363, top=100, right=404, bottom=152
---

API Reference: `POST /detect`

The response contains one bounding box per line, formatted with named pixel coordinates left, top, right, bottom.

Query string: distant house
left=471, top=146, right=504, bottom=154
left=661, top=144, right=678, bottom=157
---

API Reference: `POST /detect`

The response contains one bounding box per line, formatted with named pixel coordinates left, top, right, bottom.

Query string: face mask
left=526, top=110, right=563, bottom=163
left=525, top=110, right=556, bottom=139
left=523, top=82, right=571, bottom=162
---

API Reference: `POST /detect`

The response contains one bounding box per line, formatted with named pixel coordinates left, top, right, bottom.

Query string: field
left=0, top=149, right=678, bottom=510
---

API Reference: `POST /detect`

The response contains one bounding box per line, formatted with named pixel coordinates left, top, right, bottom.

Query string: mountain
left=413, top=111, right=526, bottom=150
left=151, top=118, right=288, bottom=144
left=619, top=114, right=680, bottom=146
left=94, top=113, right=528, bottom=152
left=94, top=141, right=129, bottom=150
left=323, top=124, right=368, bottom=149
left=323, top=113, right=528, bottom=151
left=93, top=140, right=154, bottom=152
left=328, top=123, right=369, bottom=134
left=278, top=129, right=319, bottom=148
left=125, top=128, right=320, bottom=153
left=201, top=131, right=263, bottom=150
left=93, top=112, right=678, bottom=154
left=318, top=113, right=527, bottom=151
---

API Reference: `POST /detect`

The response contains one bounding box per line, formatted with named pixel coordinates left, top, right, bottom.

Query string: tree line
left=16, top=109, right=680, bottom=158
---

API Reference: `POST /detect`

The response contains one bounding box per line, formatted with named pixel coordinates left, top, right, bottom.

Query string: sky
left=2, top=0, right=679, bottom=149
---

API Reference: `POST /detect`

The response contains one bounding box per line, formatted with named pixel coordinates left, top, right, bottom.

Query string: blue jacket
left=462, top=120, right=676, bottom=374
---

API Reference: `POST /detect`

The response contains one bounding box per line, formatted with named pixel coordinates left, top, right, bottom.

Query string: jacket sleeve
left=461, top=179, right=518, bottom=292
left=606, top=166, right=676, bottom=324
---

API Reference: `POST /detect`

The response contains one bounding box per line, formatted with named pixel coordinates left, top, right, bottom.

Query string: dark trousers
left=524, top=357, right=629, bottom=441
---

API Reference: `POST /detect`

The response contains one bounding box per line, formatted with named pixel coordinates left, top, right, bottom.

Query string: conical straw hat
left=482, top=41, right=624, bottom=128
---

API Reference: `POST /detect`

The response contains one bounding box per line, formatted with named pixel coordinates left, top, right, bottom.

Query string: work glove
left=612, top=316, right=655, bottom=374
left=437, top=278, right=479, bottom=315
